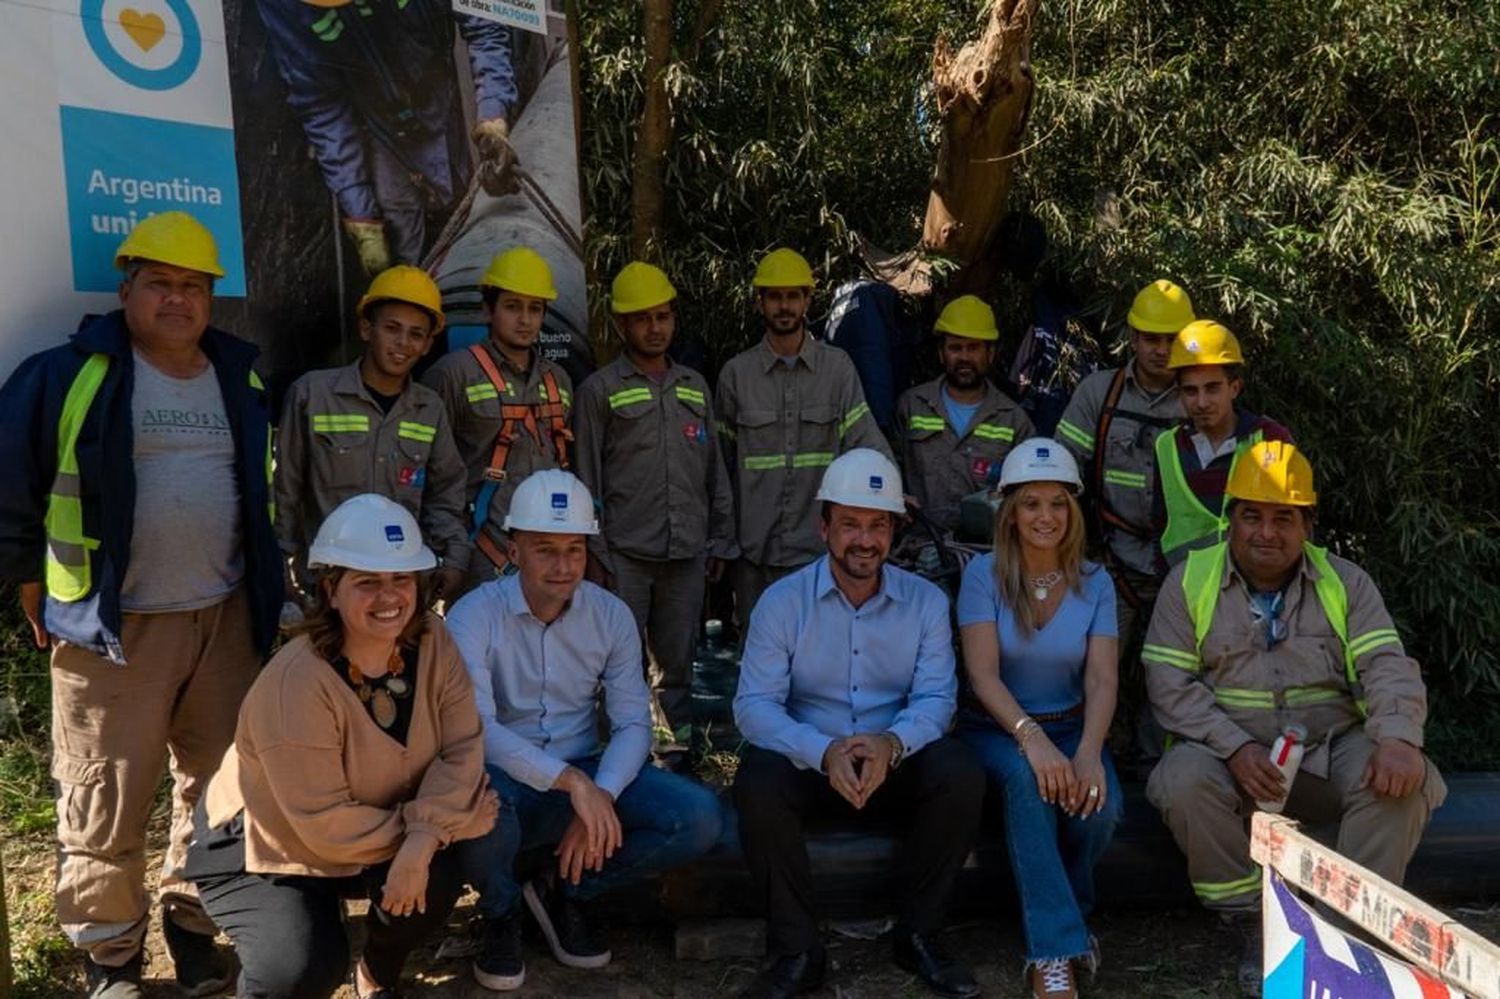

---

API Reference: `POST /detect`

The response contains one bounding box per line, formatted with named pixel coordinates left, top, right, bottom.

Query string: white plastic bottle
left=1257, top=724, right=1308, bottom=813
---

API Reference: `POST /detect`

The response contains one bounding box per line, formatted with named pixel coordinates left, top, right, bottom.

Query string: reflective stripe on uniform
left=608, top=387, right=653, bottom=409
left=466, top=383, right=500, bottom=403
left=792, top=452, right=835, bottom=468
left=397, top=421, right=437, bottom=443
left=1142, top=642, right=1200, bottom=672
left=972, top=423, right=1016, bottom=443
left=1349, top=628, right=1402, bottom=658
left=1181, top=542, right=1372, bottom=718
left=1156, top=429, right=1263, bottom=558
left=538, top=382, right=571, bottom=406
left=311, top=413, right=370, bottom=433
left=743, top=454, right=786, bottom=470
left=1056, top=418, right=1095, bottom=452
left=1212, top=686, right=1346, bottom=710
left=1193, top=870, right=1261, bottom=903
left=838, top=402, right=870, bottom=437
left=908, top=415, right=945, bottom=432
left=310, top=9, right=343, bottom=41
left=1104, top=469, right=1147, bottom=488
left=46, top=354, right=111, bottom=601
left=674, top=385, right=706, bottom=406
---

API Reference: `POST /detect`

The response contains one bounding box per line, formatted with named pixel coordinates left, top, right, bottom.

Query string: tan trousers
left=1146, top=729, right=1447, bottom=913
left=1111, top=564, right=1165, bottom=758
left=50, top=587, right=260, bottom=966
left=611, top=554, right=706, bottom=735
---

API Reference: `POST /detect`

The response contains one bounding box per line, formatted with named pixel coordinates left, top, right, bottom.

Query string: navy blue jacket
left=0, top=311, right=282, bottom=663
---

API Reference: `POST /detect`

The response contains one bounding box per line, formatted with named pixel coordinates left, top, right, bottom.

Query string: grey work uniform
left=276, top=360, right=471, bottom=574
left=714, top=334, right=893, bottom=618
left=573, top=355, right=738, bottom=731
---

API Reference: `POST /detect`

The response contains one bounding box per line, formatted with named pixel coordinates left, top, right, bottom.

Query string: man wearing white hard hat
left=733, top=448, right=983, bottom=999
left=446, top=469, right=722, bottom=992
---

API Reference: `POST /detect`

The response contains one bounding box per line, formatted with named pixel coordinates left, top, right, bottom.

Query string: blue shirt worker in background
left=258, top=0, right=519, bottom=270
left=732, top=449, right=984, bottom=999
left=955, top=438, right=1122, bottom=999
left=447, top=470, right=722, bottom=993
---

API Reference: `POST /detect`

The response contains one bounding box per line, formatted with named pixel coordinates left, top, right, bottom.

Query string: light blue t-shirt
left=956, top=553, right=1117, bottom=714
left=941, top=386, right=982, bottom=437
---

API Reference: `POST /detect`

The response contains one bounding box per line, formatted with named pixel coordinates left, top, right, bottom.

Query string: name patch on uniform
left=398, top=466, right=426, bottom=489
left=682, top=421, right=706, bottom=444
left=385, top=524, right=405, bottom=545
left=550, top=491, right=569, bottom=521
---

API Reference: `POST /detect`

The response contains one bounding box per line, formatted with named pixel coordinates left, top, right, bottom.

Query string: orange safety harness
left=467, top=344, right=573, bottom=570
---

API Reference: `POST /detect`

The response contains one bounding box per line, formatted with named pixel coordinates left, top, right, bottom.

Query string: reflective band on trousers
left=1177, top=541, right=1396, bottom=718
left=1154, top=428, right=1263, bottom=559
left=1193, top=869, right=1261, bottom=902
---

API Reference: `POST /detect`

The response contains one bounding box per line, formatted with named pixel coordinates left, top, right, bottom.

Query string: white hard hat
left=502, top=469, right=600, bottom=535
left=998, top=437, right=1083, bottom=493
left=308, top=493, right=438, bottom=572
left=814, top=448, right=906, bottom=514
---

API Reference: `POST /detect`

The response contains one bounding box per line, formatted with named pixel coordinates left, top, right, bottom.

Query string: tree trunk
left=629, top=0, right=673, bottom=259
left=869, top=0, right=1037, bottom=296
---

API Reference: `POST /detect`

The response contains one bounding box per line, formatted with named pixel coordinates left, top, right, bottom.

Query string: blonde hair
left=991, top=484, right=1087, bottom=637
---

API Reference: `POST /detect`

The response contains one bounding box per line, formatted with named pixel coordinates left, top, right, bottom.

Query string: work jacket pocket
left=314, top=430, right=371, bottom=493
left=798, top=404, right=841, bottom=453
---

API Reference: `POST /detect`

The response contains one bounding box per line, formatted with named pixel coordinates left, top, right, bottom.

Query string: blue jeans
left=959, top=715, right=1122, bottom=961
left=458, top=758, right=722, bottom=917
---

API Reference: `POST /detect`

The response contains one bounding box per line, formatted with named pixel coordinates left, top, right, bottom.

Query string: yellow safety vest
left=1154, top=428, right=1263, bottom=560
left=1173, top=541, right=1393, bottom=717
left=44, top=355, right=275, bottom=602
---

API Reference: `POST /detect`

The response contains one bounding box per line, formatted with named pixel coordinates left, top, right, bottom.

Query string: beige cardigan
left=205, top=613, right=491, bottom=876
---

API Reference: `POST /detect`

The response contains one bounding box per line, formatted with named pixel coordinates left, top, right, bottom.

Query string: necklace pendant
left=371, top=688, right=398, bottom=729
left=386, top=676, right=409, bottom=697
left=1034, top=586, right=1048, bottom=601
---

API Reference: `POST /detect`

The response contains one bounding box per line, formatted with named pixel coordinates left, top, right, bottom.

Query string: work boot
left=471, top=911, right=526, bottom=991
left=164, top=916, right=235, bottom=996
left=1223, top=912, right=1263, bottom=997
left=1026, top=958, right=1077, bottom=998
left=523, top=875, right=611, bottom=969
left=739, top=944, right=827, bottom=999
left=84, top=951, right=145, bottom=999
left=891, top=927, right=980, bottom=997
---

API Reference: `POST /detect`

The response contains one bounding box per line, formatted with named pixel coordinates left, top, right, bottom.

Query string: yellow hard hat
left=610, top=261, right=677, bottom=314
left=1169, top=319, right=1244, bottom=369
left=480, top=246, right=558, bottom=300
left=751, top=248, right=815, bottom=289
left=356, top=266, right=444, bottom=332
left=1227, top=440, right=1317, bottom=507
left=933, top=295, right=999, bottom=341
left=1127, top=279, right=1195, bottom=334
left=113, top=211, right=225, bottom=278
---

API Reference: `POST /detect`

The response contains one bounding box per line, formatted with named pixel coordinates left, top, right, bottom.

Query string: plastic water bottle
left=690, top=620, right=740, bottom=754
left=1257, top=724, right=1308, bottom=813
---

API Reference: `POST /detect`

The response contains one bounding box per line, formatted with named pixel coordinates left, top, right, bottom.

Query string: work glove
left=471, top=117, right=516, bottom=196
left=342, top=218, right=393, bottom=276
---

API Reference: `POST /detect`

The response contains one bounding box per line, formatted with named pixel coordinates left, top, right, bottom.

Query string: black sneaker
left=472, top=911, right=526, bottom=991
left=164, top=916, right=235, bottom=996
left=522, top=875, right=611, bottom=969
left=84, top=951, right=145, bottom=999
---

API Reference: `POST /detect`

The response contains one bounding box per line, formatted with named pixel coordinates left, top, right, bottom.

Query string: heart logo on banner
left=119, top=8, right=167, bottom=52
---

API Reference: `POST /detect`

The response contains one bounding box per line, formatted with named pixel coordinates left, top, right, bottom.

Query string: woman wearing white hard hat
left=185, top=494, right=497, bottom=998
left=953, top=438, right=1121, bottom=999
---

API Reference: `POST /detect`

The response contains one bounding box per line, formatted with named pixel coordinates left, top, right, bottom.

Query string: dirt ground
left=6, top=824, right=1499, bottom=999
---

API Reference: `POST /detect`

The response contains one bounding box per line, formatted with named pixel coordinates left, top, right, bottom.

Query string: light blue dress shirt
left=446, top=576, right=652, bottom=799
left=733, top=556, right=958, bottom=771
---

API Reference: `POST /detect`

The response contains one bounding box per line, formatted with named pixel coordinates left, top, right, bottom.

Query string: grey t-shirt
left=120, top=352, right=245, bottom=612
